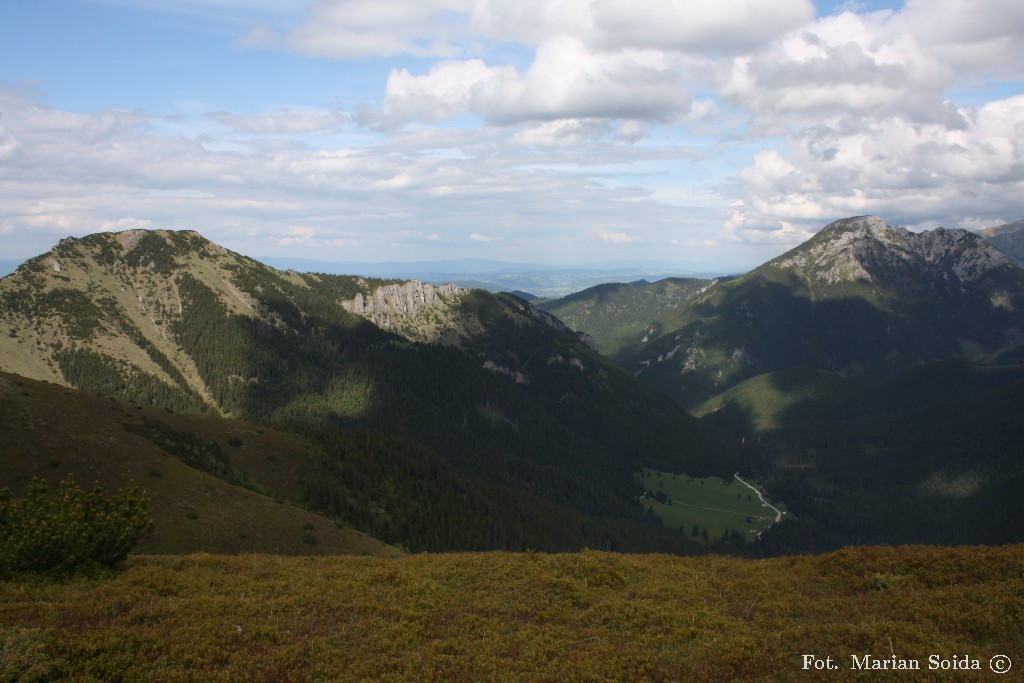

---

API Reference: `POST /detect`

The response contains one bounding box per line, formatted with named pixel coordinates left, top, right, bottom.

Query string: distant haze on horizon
left=1, top=0, right=1022, bottom=269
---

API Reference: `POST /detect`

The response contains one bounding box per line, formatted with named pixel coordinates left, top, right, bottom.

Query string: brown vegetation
left=2, top=545, right=1021, bottom=681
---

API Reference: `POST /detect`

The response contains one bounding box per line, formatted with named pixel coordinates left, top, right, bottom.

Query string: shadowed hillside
left=611, top=216, right=1024, bottom=410
left=0, top=369, right=710, bottom=555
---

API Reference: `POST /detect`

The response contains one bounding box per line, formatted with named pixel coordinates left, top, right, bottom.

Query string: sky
left=1, top=0, right=1022, bottom=270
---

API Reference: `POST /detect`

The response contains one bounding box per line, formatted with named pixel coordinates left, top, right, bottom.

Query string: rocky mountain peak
left=770, top=216, right=1013, bottom=287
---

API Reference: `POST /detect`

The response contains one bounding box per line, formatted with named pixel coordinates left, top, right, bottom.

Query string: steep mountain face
left=619, top=216, right=1024, bottom=410
left=977, top=220, right=1024, bottom=268
left=0, top=229, right=736, bottom=550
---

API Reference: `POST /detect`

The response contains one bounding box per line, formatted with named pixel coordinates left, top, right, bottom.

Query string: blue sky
left=1, top=0, right=1022, bottom=270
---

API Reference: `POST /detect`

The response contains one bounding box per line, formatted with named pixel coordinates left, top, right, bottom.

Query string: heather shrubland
left=2, top=544, right=1021, bottom=681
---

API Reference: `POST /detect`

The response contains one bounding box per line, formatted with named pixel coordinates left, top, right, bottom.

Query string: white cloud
left=5, top=0, right=1023, bottom=269
left=513, top=119, right=612, bottom=147
left=0, top=121, right=19, bottom=160
left=736, top=95, right=1024, bottom=230
left=380, top=59, right=513, bottom=124
left=720, top=1, right=1024, bottom=124
left=378, top=38, right=691, bottom=126
left=253, top=0, right=815, bottom=128
left=275, top=226, right=360, bottom=249
left=0, top=89, right=708, bottom=263
left=277, top=225, right=320, bottom=246
left=894, top=0, right=1024, bottom=75
left=243, top=0, right=471, bottom=59
left=207, top=109, right=351, bottom=134
left=616, top=121, right=647, bottom=144
left=584, top=0, right=816, bottom=53
left=720, top=11, right=955, bottom=122
left=253, top=0, right=814, bottom=62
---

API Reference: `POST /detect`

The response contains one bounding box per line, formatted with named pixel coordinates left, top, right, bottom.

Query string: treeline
left=56, top=347, right=207, bottom=414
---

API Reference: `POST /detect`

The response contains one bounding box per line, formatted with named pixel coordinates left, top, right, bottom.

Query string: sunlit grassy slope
left=3, top=546, right=1021, bottom=681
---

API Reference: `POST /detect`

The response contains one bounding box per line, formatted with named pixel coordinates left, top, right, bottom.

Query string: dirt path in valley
left=733, top=473, right=783, bottom=524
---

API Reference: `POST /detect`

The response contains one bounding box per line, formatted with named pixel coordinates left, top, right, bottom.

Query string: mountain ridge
left=765, top=215, right=1015, bottom=293
left=977, top=219, right=1024, bottom=268
left=608, top=216, right=1024, bottom=409
left=0, top=227, right=738, bottom=552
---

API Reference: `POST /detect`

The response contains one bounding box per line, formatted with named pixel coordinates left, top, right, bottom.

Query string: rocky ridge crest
left=341, top=280, right=464, bottom=332
left=772, top=215, right=1012, bottom=287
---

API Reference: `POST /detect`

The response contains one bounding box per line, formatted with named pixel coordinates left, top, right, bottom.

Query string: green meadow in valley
left=638, top=469, right=787, bottom=544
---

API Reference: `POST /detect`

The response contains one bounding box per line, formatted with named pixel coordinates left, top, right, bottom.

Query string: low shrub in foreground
left=0, top=476, right=152, bottom=578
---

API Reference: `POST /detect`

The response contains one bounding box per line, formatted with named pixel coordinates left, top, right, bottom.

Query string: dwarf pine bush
left=0, top=476, right=153, bottom=578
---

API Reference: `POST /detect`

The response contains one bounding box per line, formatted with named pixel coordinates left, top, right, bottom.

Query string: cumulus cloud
left=721, top=1, right=1024, bottom=124
left=0, top=89, right=698, bottom=263
left=513, top=119, right=612, bottom=147
left=254, top=0, right=814, bottom=128
left=713, top=0, right=1024, bottom=247
left=735, top=96, right=1024, bottom=231
left=894, top=0, right=1024, bottom=75
left=5, top=0, right=1023, bottom=268
left=266, top=0, right=815, bottom=61
left=0, top=121, right=19, bottom=160
left=378, top=38, right=691, bottom=126
left=720, top=11, right=955, bottom=123
left=583, top=0, right=815, bottom=53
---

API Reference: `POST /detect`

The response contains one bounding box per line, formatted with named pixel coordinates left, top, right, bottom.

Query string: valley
left=538, top=216, right=1024, bottom=553
left=1, top=215, right=1023, bottom=557
left=3, top=215, right=1024, bottom=681
left=5, top=1, right=1022, bottom=678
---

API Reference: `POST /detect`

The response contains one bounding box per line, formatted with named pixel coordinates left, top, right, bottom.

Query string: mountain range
left=3, top=215, right=1023, bottom=554
left=0, top=228, right=735, bottom=554
left=569, top=215, right=1024, bottom=411
left=537, top=215, right=1024, bottom=551
left=257, top=255, right=732, bottom=299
